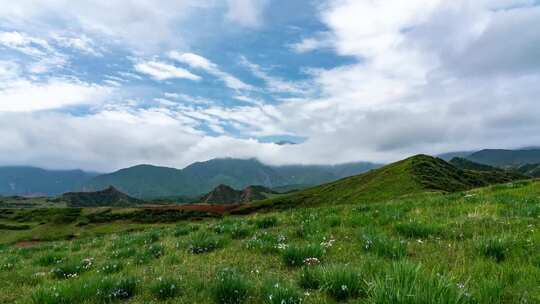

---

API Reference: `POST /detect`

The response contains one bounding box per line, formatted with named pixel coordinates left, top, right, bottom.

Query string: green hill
left=236, top=154, right=527, bottom=212
left=60, top=186, right=143, bottom=207
left=82, top=158, right=381, bottom=199
left=467, top=148, right=540, bottom=167
left=515, top=163, right=540, bottom=177
left=449, top=157, right=500, bottom=172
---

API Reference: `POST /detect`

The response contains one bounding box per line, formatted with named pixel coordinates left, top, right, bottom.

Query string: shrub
left=213, top=268, right=251, bottom=304
left=282, top=244, right=324, bottom=267
left=188, top=232, right=225, bottom=254
left=477, top=237, right=511, bottom=262
left=361, top=229, right=406, bottom=260
left=298, top=266, right=324, bottom=290
left=150, top=277, right=180, bottom=300
left=322, top=265, right=365, bottom=301
left=394, top=221, right=442, bottom=238
left=256, top=216, right=278, bottom=229
left=370, top=261, right=469, bottom=304
left=263, top=282, right=303, bottom=304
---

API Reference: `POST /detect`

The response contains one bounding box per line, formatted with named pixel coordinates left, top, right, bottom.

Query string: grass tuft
left=255, top=216, right=278, bottom=229
left=282, top=244, right=324, bottom=267
left=298, top=266, right=324, bottom=290
left=188, top=232, right=225, bottom=254
left=322, top=265, right=365, bottom=301
left=262, top=282, right=303, bottom=304
left=361, top=229, right=406, bottom=259
left=394, top=221, right=442, bottom=238
left=477, top=237, right=511, bottom=262
left=213, top=268, right=251, bottom=304
left=150, top=276, right=180, bottom=300
left=370, top=261, right=469, bottom=304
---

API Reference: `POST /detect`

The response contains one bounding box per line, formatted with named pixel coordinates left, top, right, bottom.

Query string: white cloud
left=52, top=34, right=102, bottom=56
left=134, top=60, right=201, bottom=81
left=0, top=61, right=20, bottom=80
left=0, top=31, right=52, bottom=56
left=0, top=31, right=68, bottom=73
left=239, top=56, right=310, bottom=95
left=0, top=1, right=270, bottom=52
left=0, top=77, right=112, bottom=112
left=226, top=0, right=268, bottom=28
left=163, top=92, right=213, bottom=105
left=169, top=52, right=253, bottom=91
left=289, top=32, right=335, bottom=53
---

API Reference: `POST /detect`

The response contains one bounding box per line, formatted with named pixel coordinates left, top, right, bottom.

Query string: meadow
left=1, top=179, right=540, bottom=303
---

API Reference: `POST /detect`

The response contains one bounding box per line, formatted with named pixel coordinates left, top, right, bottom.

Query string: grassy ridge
left=1, top=179, right=540, bottom=303
left=235, top=155, right=526, bottom=213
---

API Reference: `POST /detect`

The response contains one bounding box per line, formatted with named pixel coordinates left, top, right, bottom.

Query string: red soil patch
left=15, top=240, right=42, bottom=248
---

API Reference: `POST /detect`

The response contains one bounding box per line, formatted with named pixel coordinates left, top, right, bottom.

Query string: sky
left=1, top=0, right=540, bottom=172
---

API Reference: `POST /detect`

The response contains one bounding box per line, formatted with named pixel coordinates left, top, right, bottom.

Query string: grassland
left=1, top=178, right=540, bottom=303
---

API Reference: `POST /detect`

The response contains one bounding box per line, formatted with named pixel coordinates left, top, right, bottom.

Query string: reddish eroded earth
left=15, top=240, right=42, bottom=248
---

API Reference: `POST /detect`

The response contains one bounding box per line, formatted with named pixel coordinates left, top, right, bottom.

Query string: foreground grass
left=1, top=180, right=540, bottom=303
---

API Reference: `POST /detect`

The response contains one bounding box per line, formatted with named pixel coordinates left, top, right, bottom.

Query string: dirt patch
left=14, top=240, right=42, bottom=248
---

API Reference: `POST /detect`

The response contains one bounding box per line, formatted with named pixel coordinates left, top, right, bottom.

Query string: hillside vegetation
left=59, top=186, right=143, bottom=208
left=238, top=155, right=526, bottom=212
left=200, top=185, right=278, bottom=204
left=467, top=148, right=540, bottom=167
left=82, top=158, right=380, bottom=199
left=449, top=157, right=500, bottom=172
left=1, top=178, right=540, bottom=303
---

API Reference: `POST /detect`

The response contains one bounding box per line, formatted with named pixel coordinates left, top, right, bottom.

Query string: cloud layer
left=1, top=0, right=540, bottom=171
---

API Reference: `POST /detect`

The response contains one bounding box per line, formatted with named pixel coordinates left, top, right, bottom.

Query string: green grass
left=235, top=154, right=527, bottom=212
left=149, top=276, right=181, bottom=300
left=187, top=231, right=226, bottom=254
left=282, top=244, right=325, bottom=267
left=321, top=265, right=366, bottom=301
left=1, top=178, right=540, bottom=303
left=212, top=268, right=251, bottom=304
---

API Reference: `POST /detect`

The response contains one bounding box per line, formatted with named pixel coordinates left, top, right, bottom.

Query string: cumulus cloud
left=0, top=1, right=271, bottom=52
left=134, top=60, right=201, bottom=81
left=0, top=77, right=113, bottom=112
left=1, top=0, right=540, bottom=171
left=169, top=52, right=253, bottom=90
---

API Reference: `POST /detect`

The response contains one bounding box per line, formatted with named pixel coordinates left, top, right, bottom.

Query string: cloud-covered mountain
left=0, top=167, right=97, bottom=196
left=81, top=158, right=381, bottom=199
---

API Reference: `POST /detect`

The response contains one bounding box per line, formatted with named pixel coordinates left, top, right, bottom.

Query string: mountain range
left=0, top=167, right=97, bottom=197
left=2, top=147, right=539, bottom=199
left=81, top=158, right=381, bottom=199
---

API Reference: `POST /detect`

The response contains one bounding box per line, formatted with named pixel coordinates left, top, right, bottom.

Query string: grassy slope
left=236, top=154, right=526, bottom=212
left=1, top=179, right=540, bottom=303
